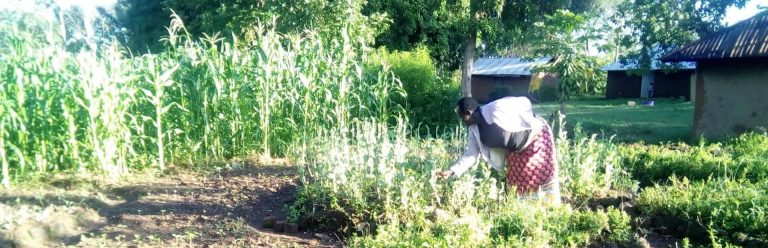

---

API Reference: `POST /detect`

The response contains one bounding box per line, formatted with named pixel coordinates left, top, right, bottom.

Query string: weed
left=638, top=178, right=768, bottom=245
left=290, top=113, right=636, bottom=247
left=622, top=131, right=768, bottom=186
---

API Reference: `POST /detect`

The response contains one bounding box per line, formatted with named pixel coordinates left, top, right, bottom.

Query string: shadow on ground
left=0, top=164, right=338, bottom=247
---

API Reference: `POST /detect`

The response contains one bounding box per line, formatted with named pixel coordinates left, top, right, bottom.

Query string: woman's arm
left=447, top=129, right=481, bottom=177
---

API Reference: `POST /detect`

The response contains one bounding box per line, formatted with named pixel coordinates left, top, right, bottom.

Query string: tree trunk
left=460, top=32, right=477, bottom=97
left=585, top=39, right=589, bottom=55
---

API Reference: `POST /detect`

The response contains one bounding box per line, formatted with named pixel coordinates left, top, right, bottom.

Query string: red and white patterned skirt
left=506, top=125, right=557, bottom=194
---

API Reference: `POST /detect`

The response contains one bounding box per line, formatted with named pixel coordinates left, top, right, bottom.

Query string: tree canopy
left=614, top=0, right=748, bottom=71
left=114, top=0, right=388, bottom=53
left=23, top=0, right=756, bottom=101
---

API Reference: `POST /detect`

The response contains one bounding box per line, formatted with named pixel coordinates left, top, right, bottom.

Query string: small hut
left=661, top=11, right=768, bottom=139
left=471, top=57, right=559, bottom=103
left=601, top=61, right=695, bottom=100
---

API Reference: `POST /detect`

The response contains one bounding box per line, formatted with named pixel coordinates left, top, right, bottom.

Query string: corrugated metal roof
left=601, top=60, right=696, bottom=71
left=472, top=57, right=552, bottom=76
left=662, top=11, right=768, bottom=62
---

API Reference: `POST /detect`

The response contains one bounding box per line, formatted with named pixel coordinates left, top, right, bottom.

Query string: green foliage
left=543, top=54, right=607, bottom=100
left=115, top=0, right=388, bottom=53
left=0, top=11, right=403, bottom=185
left=0, top=3, right=120, bottom=54
left=113, top=0, right=610, bottom=74
left=371, top=47, right=460, bottom=132
left=114, top=0, right=168, bottom=53
left=614, top=0, right=748, bottom=72
left=364, top=0, right=578, bottom=71
left=350, top=202, right=632, bottom=247
left=638, top=178, right=768, bottom=245
left=621, top=132, right=768, bottom=186
left=362, top=0, right=441, bottom=50
left=490, top=204, right=632, bottom=247
left=729, top=132, right=768, bottom=166
left=556, top=124, right=636, bottom=204
left=478, top=0, right=573, bottom=54
left=7, top=1, right=768, bottom=246
left=631, top=132, right=768, bottom=245
left=363, top=0, right=476, bottom=70
left=0, top=11, right=45, bottom=55
left=290, top=112, right=636, bottom=246
left=530, top=10, right=608, bottom=100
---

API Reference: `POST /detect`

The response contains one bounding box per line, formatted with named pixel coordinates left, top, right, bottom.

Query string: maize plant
left=0, top=8, right=403, bottom=186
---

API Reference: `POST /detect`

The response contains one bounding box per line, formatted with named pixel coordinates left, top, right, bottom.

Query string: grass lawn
left=533, top=96, right=694, bottom=144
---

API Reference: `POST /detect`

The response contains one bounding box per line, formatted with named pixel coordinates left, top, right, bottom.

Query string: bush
left=370, top=47, right=460, bottom=134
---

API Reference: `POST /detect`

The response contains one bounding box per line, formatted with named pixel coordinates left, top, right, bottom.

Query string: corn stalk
left=142, top=57, right=180, bottom=171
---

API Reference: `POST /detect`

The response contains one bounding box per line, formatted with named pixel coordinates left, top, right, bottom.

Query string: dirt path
left=0, top=161, right=342, bottom=247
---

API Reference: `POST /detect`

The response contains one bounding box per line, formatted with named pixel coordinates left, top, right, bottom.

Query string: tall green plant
left=371, top=47, right=460, bottom=132
left=0, top=6, right=405, bottom=185
left=531, top=10, right=607, bottom=105
left=140, top=57, right=179, bottom=170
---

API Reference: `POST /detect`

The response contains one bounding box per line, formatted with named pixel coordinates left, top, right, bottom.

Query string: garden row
left=290, top=116, right=768, bottom=247
left=624, top=132, right=768, bottom=247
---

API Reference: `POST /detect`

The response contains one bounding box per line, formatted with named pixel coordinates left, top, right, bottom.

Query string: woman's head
left=456, top=97, right=479, bottom=126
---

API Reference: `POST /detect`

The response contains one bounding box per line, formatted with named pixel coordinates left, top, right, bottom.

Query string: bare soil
left=0, top=160, right=341, bottom=247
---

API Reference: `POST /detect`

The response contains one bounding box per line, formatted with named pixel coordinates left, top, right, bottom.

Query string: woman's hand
left=435, top=170, right=455, bottom=179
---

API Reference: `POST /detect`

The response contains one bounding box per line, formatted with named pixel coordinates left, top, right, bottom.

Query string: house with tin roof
left=661, top=11, right=768, bottom=139
left=471, top=57, right=558, bottom=103
left=601, top=60, right=696, bottom=100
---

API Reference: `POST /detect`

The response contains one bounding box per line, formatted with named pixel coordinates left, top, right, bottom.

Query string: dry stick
left=332, top=232, right=344, bottom=247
